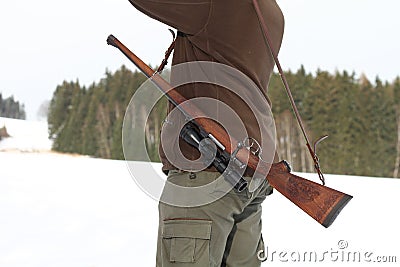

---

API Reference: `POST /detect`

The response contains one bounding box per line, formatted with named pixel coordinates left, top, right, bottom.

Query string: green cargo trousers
left=156, top=170, right=273, bottom=266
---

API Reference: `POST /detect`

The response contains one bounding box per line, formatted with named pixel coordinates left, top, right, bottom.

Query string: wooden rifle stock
left=107, top=34, right=352, bottom=228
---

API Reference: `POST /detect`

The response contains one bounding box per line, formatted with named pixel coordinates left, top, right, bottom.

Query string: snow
left=0, top=117, right=52, bottom=152
left=0, top=117, right=399, bottom=266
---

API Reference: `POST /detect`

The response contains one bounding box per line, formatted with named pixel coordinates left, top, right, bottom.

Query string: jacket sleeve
left=128, top=0, right=211, bottom=35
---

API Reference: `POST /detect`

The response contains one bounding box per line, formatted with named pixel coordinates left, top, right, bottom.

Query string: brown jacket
left=129, top=0, right=284, bottom=172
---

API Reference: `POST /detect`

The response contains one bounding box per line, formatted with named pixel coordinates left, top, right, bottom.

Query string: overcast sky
left=1, top=0, right=399, bottom=120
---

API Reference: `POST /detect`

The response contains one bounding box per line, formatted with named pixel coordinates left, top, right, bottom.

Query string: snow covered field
left=0, top=117, right=399, bottom=266
left=0, top=118, right=51, bottom=152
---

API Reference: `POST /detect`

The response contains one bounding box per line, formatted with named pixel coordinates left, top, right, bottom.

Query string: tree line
left=269, top=66, right=400, bottom=178
left=47, top=65, right=400, bottom=178
left=0, top=93, right=26, bottom=120
left=47, top=66, right=166, bottom=160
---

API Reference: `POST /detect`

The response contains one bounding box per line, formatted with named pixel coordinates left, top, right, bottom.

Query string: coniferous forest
left=0, top=93, right=26, bottom=120
left=47, top=65, right=400, bottom=178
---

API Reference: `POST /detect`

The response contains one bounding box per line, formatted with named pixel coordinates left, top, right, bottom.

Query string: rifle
left=107, top=34, right=352, bottom=228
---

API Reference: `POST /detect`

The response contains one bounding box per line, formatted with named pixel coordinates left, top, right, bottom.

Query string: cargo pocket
left=162, top=219, right=212, bottom=264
